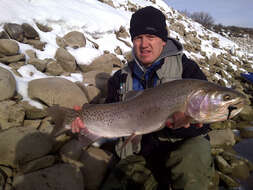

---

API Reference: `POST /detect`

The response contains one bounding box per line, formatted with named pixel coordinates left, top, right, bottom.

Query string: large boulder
left=82, top=70, right=111, bottom=97
left=79, top=53, right=121, bottom=73
left=0, top=127, right=53, bottom=168
left=55, top=47, right=77, bottom=72
left=62, top=31, right=86, bottom=49
left=0, top=39, right=19, bottom=56
left=208, top=129, right=236, bottom=147
left=28, top=77, right=88, bottom=108
left=0, top=66, right=16, bottom=100
left=0, top=100, right=25, bottom=129
left=13, top=164, right=84, bottom=190
left=4, top=23, right=24, bottom=42
left=80, top=146, right=113, bottom=190
left=21, top=23, right=40, bottom=39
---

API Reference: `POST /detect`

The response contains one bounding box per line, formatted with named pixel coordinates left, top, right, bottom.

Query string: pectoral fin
left=78, top=126, right=101, bottom=148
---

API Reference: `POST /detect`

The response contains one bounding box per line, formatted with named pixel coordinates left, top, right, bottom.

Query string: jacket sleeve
left=105, top=70, right=121, bottom=103
left=182, top=54, right=207, bottom=80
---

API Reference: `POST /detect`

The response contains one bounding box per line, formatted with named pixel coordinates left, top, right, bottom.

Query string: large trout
left=47, top=79, right=247, bottom=145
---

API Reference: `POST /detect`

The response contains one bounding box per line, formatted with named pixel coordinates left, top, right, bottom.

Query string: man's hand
left=71, top=105, right=85, bottom=133
left=166, top=112, right=203, bottom=129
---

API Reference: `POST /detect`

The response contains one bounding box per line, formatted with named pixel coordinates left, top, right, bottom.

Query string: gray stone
left=23, top=39, right=46, bottom=51
left=18, top=155, right=56, bottom=174
left=13, top=164, right=84, bottom=190
left=55, top=47, right=76, bottom=72
left=217, top=171, right=240, bottom=188
left=19, top=101, right=47, bottom=119
left=82, top=70, right=111, bottom=97
left=0, top=54, right=25, bottom=64
left=4, top=23, right=24, bottom=42
left=0, top=39, right=19, bottom=56
left=62, top=31, right=86, bottom=49
left=79, top=53, right=121, bottom=73
left=45, top=60, right=64, bottom=76
left=0, top=100, right=25, bottom=129
left=208, top=129, right=236, bottom=147
left=214, top=155, right=233, bottom=174
left=35, top=22, right=52, bottom=32
left=28, top=77, right=88, bottom=108
left=21, top=23, right=40, bottom=39
left=239, top=126, right=253, bottom=138
left=0, top=127, right=53, bottom=167
left=0, top=66, right=16, bottom=101
left=80, top=146, right=113, bottom=190
left=27, top=58, right=47, bottom=72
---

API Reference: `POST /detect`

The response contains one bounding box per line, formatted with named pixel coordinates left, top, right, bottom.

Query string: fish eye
left=223, top=94, right=231, bottom=101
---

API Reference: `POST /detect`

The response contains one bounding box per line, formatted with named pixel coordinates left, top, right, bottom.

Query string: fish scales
left=48, top=79, right=246, bottom=141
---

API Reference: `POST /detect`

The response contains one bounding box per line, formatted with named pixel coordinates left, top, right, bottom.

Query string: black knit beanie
left=130, top=6, right=168, bottom=42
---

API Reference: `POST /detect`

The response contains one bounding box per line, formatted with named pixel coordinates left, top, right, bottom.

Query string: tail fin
left=46, top=105, right=77, bottom=137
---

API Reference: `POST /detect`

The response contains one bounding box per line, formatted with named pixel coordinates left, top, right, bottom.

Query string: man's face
left=133, top=34, right=166, bottom=67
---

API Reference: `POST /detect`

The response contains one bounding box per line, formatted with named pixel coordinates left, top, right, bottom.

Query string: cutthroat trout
left=47, top=79, right=247, bottom=145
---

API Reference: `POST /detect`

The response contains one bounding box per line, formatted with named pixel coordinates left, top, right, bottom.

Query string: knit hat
left=130, top=6, right=168, bottom=42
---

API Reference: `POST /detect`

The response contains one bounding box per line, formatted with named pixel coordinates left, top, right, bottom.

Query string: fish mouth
left=226, top=99, right=246, bottom=120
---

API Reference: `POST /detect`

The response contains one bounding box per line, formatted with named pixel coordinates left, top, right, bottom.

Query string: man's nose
left=140, top=37, right=149, bottom=48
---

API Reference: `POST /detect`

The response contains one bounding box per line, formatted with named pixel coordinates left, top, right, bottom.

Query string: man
left=73, top=6, right=214, bottom=190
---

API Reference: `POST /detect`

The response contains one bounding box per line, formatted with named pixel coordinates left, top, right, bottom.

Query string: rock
left=237, top=105, right=253, bottom=122
left=0, top=167, right=7, bottom=189
left=28, top=77, right=88, bottom=108
left=60, top=139, right=84, bottom=162
left=82, top=70, right=111, bottom=97
left=0, top=54, right=25, bottom=64
left=38, top=116, right=55, bottom=134
left=214, top=155, right=233, bottom=174
left=230, top=159, right=250, bottom=181
left=80, top=146, right=113, bottom=190
left=0, top=66, right=16, bottom=101
left=13, top=164, right=84, bottom=190
left=35, top=22, right=52, bottom=32
left=55, top=47, right=77, bottom=72
left=76, top=82, right=102, bottom=103
left=23, top=120, right=41, bottom=129
left=115, top=26, right=129, bottom=39
left=4, top=23, right=24, bottom=42
left=19, top=101, right=47, bottom=119
left=25, top=49, right=37, bottom=59
left=239, top=126, right=253, bottom=138
left=0, top=127, right=53, bottom=167
left=0, top=30, right=10, bottom=39
left=23, top=39, right=46, bottom=50
left=0, top=39, right=19, bottom=56
left=0, top=166, right=13, bottom=178
left=0, top=100, right=25, bottom=129
left=62, top=31, right=86, bottom=49
left=27, top=58, right=47, bottom=72
left=210, top=120, right=237, bottom=130
left=85, top=85, right=102, bottom=103
left=9, top=61, right=25, bottom=70
left=79, top=53, right=121, bottom=73
left=18, top=155, right=56, bottom=174
left=21, top=23, right=40, bottom=39
left=208, top=129, right=236, bottom=147
left=217, top=171, right=240, bottom=188
left=98, top=0, right=115, bottom=8
left=45, top=59, right=65, bottom=76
